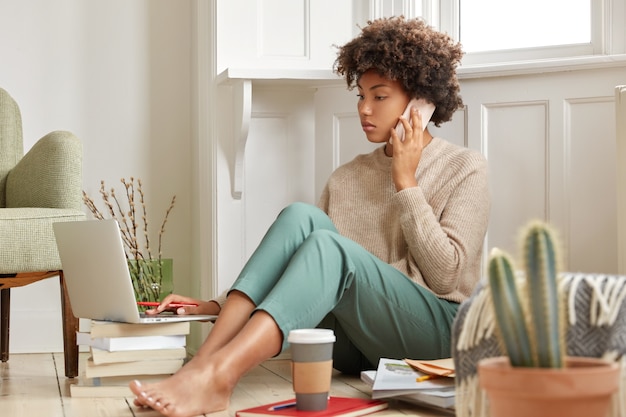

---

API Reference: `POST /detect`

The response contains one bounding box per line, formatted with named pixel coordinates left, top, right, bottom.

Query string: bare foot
left=129, top=362, right=233, bottom=417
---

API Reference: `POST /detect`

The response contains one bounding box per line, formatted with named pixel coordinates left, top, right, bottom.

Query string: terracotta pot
left=478, top=356, right=620, bottom=417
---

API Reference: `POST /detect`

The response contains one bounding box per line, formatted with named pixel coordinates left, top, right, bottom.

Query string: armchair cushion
left=1, top=88, right=85, bottom=274
left=0, top=208, right=84, bottom=273
left=0, top=87, right=23, bottom=207
left=6, top=132, right=82, bottom=210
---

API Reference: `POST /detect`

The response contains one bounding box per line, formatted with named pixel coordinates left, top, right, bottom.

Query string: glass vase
left=128, top=258, right=173, bottom=306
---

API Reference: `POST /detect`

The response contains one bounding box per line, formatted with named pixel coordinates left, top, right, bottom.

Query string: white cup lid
left=287, top=328, right=336, bottom=344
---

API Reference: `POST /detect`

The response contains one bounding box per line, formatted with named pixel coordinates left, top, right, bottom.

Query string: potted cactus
left=478, top=220, right=620, bottom=417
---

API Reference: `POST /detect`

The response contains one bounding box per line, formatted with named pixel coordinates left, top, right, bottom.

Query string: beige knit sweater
left=317, top=138, right=490, bottom=304
left=213, top=138, right=490, bottom=308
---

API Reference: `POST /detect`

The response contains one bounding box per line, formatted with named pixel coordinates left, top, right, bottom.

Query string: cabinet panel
left=218, top=0, right=353, bottom=71
left=258, top=0, right=307, bottom=58
left=215, top=86, right=316, bottom=294
left=566, top=98, right=617, bottom=273
left=486, top=102, right=548, bottom=257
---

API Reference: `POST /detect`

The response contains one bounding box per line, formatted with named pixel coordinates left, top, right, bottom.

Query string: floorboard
left=0, top=353, right=453, bottom=416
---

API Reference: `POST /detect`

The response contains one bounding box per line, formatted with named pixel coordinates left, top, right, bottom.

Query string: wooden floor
left=0, top=353, right=453, bottom=416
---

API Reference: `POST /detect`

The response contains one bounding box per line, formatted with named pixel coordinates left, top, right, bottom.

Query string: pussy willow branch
left=82, top=178, right=175, bottom=265
left=119, top=177, right=144, bottom=259
left=137, top=179, right=153, bottom=260
left=82, top=192, right=104, bottom=220
left=122, top=178, right=140, bottom=260
left=158, top=195, right=176, bottom=261
left=110, top=185, right=139, bottom=260
left=98, top=182, right=136, bottom=261
left=99, top=180, right=116, bottom=219
left=83, top=178, right=175, bottom=303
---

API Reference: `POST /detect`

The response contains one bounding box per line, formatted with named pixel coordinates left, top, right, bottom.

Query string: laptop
left=53, top=219, right=217, bottom=324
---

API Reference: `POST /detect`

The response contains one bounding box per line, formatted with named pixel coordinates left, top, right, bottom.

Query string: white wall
left=1, top=0, right=192, bottom=353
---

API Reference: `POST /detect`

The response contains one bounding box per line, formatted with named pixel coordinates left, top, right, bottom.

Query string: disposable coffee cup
left=287, top=328, right=336, bottom=411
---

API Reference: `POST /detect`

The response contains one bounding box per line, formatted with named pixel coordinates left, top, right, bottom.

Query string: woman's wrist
left=205, top=300, right=221, bottom=315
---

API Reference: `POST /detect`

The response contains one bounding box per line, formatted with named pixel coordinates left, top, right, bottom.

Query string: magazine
left=361, top=358, right=455, bottom=412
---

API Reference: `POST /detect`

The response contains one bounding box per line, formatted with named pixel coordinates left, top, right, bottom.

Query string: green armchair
left=0, top=87, right=85, bottom=378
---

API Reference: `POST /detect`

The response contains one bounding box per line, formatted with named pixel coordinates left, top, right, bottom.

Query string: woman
left=130, top=16, right=490, bottom=417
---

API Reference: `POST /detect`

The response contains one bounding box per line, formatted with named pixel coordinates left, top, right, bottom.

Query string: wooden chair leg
left=59, top=271, right=79, bottom=378
left=1, top=288, right=10, bottom=362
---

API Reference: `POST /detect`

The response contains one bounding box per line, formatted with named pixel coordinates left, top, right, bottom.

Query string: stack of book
left=71, top=320, right=190, bottom=397
left=361, top=357, right=456, bottom=414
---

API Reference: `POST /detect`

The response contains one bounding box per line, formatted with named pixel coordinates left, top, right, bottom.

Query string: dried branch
left=158, top=195, right=176, bottom=260
left=82, top=191, right=104, bottom=220
left=123, top=177, right=140, bottom=260
left=111, top=185, right=138, bottom=260
left=82, top=178, right=175, bottom=264
left=137, top=178, right=153, bottom=260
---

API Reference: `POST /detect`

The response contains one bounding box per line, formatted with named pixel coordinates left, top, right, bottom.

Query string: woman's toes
left=129, top=380, right=145, bottom=397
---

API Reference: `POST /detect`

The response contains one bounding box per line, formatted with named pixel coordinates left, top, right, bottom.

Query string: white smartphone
left=392, top=98, right=436, bottom=143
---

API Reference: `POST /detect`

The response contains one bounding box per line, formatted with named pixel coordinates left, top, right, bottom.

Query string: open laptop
left=53, top=219, right=217, bottom=324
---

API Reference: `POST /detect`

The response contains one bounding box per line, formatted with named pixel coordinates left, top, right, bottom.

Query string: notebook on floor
left=53, top=219, right=217, bottom=324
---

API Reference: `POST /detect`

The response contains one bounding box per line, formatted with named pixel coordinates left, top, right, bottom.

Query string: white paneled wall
left=214, top=81, right=320, bottom=295
left=242, top=87, right=317, bottom=257
left=213, top=67, right=625, bottom=304
left=484, top=101, right=549, bottom=249
left=209, top=1, right=626, bottom=301
left=566, top=96, right=617, bottom=273
left=314, top=68, right=626, bottom=277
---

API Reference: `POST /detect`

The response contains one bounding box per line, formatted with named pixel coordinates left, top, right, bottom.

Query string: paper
left=371, top=358, right=454, bottom=397
left=404, top=358, right=455, bottom=378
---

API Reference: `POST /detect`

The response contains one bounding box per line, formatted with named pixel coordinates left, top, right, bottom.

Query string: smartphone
left=393, top=98, right=436, bottom=143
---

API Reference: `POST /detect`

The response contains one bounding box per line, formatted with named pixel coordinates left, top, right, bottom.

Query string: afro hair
left=334, top=16, right=464, bottom=126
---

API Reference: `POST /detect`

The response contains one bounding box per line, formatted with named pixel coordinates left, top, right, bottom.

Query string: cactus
left=488, top=220, right=565, bottom=368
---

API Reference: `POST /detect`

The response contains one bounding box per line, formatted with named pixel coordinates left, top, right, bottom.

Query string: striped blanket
left=451, top=273, right=626, bottom=417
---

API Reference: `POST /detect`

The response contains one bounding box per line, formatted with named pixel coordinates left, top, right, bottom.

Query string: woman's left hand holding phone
left=391, top=106, right=426, bottom=191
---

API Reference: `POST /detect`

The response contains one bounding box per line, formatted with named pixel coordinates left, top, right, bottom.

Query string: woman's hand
left=389, top=107, right=429, bottom=191
left=144, top=293, right=221, bottom=316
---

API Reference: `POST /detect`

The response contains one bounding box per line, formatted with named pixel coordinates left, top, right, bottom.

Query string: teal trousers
left=230, top=203, right=458, bottom=373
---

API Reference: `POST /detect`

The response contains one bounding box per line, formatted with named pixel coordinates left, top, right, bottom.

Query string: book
left=85, top=357, right=184, bottom=378
left=360, top=370, right=455, bottom=411
left=87, top=319, right=190, bottom=338
left=70, top=374, right=171, bottom=398
left=236, top=396, right=388, bottom=417
left=387, top=390, right=455, bottom=413
left=90, top=346, right=187, bottom=365
left=360, top=358, right=455, bottom=412
left=371, top=358, right=454, bottom=397
left=77, top=332, right=186, bottom=351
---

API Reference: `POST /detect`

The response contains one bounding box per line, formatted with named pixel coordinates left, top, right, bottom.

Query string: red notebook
left=236, top=396, right=388, bottom=417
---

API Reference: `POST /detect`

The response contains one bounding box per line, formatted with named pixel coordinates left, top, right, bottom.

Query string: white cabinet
left=216, top=0, right=354, bottom=73
left=207, top=1, right=626, bottom=306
